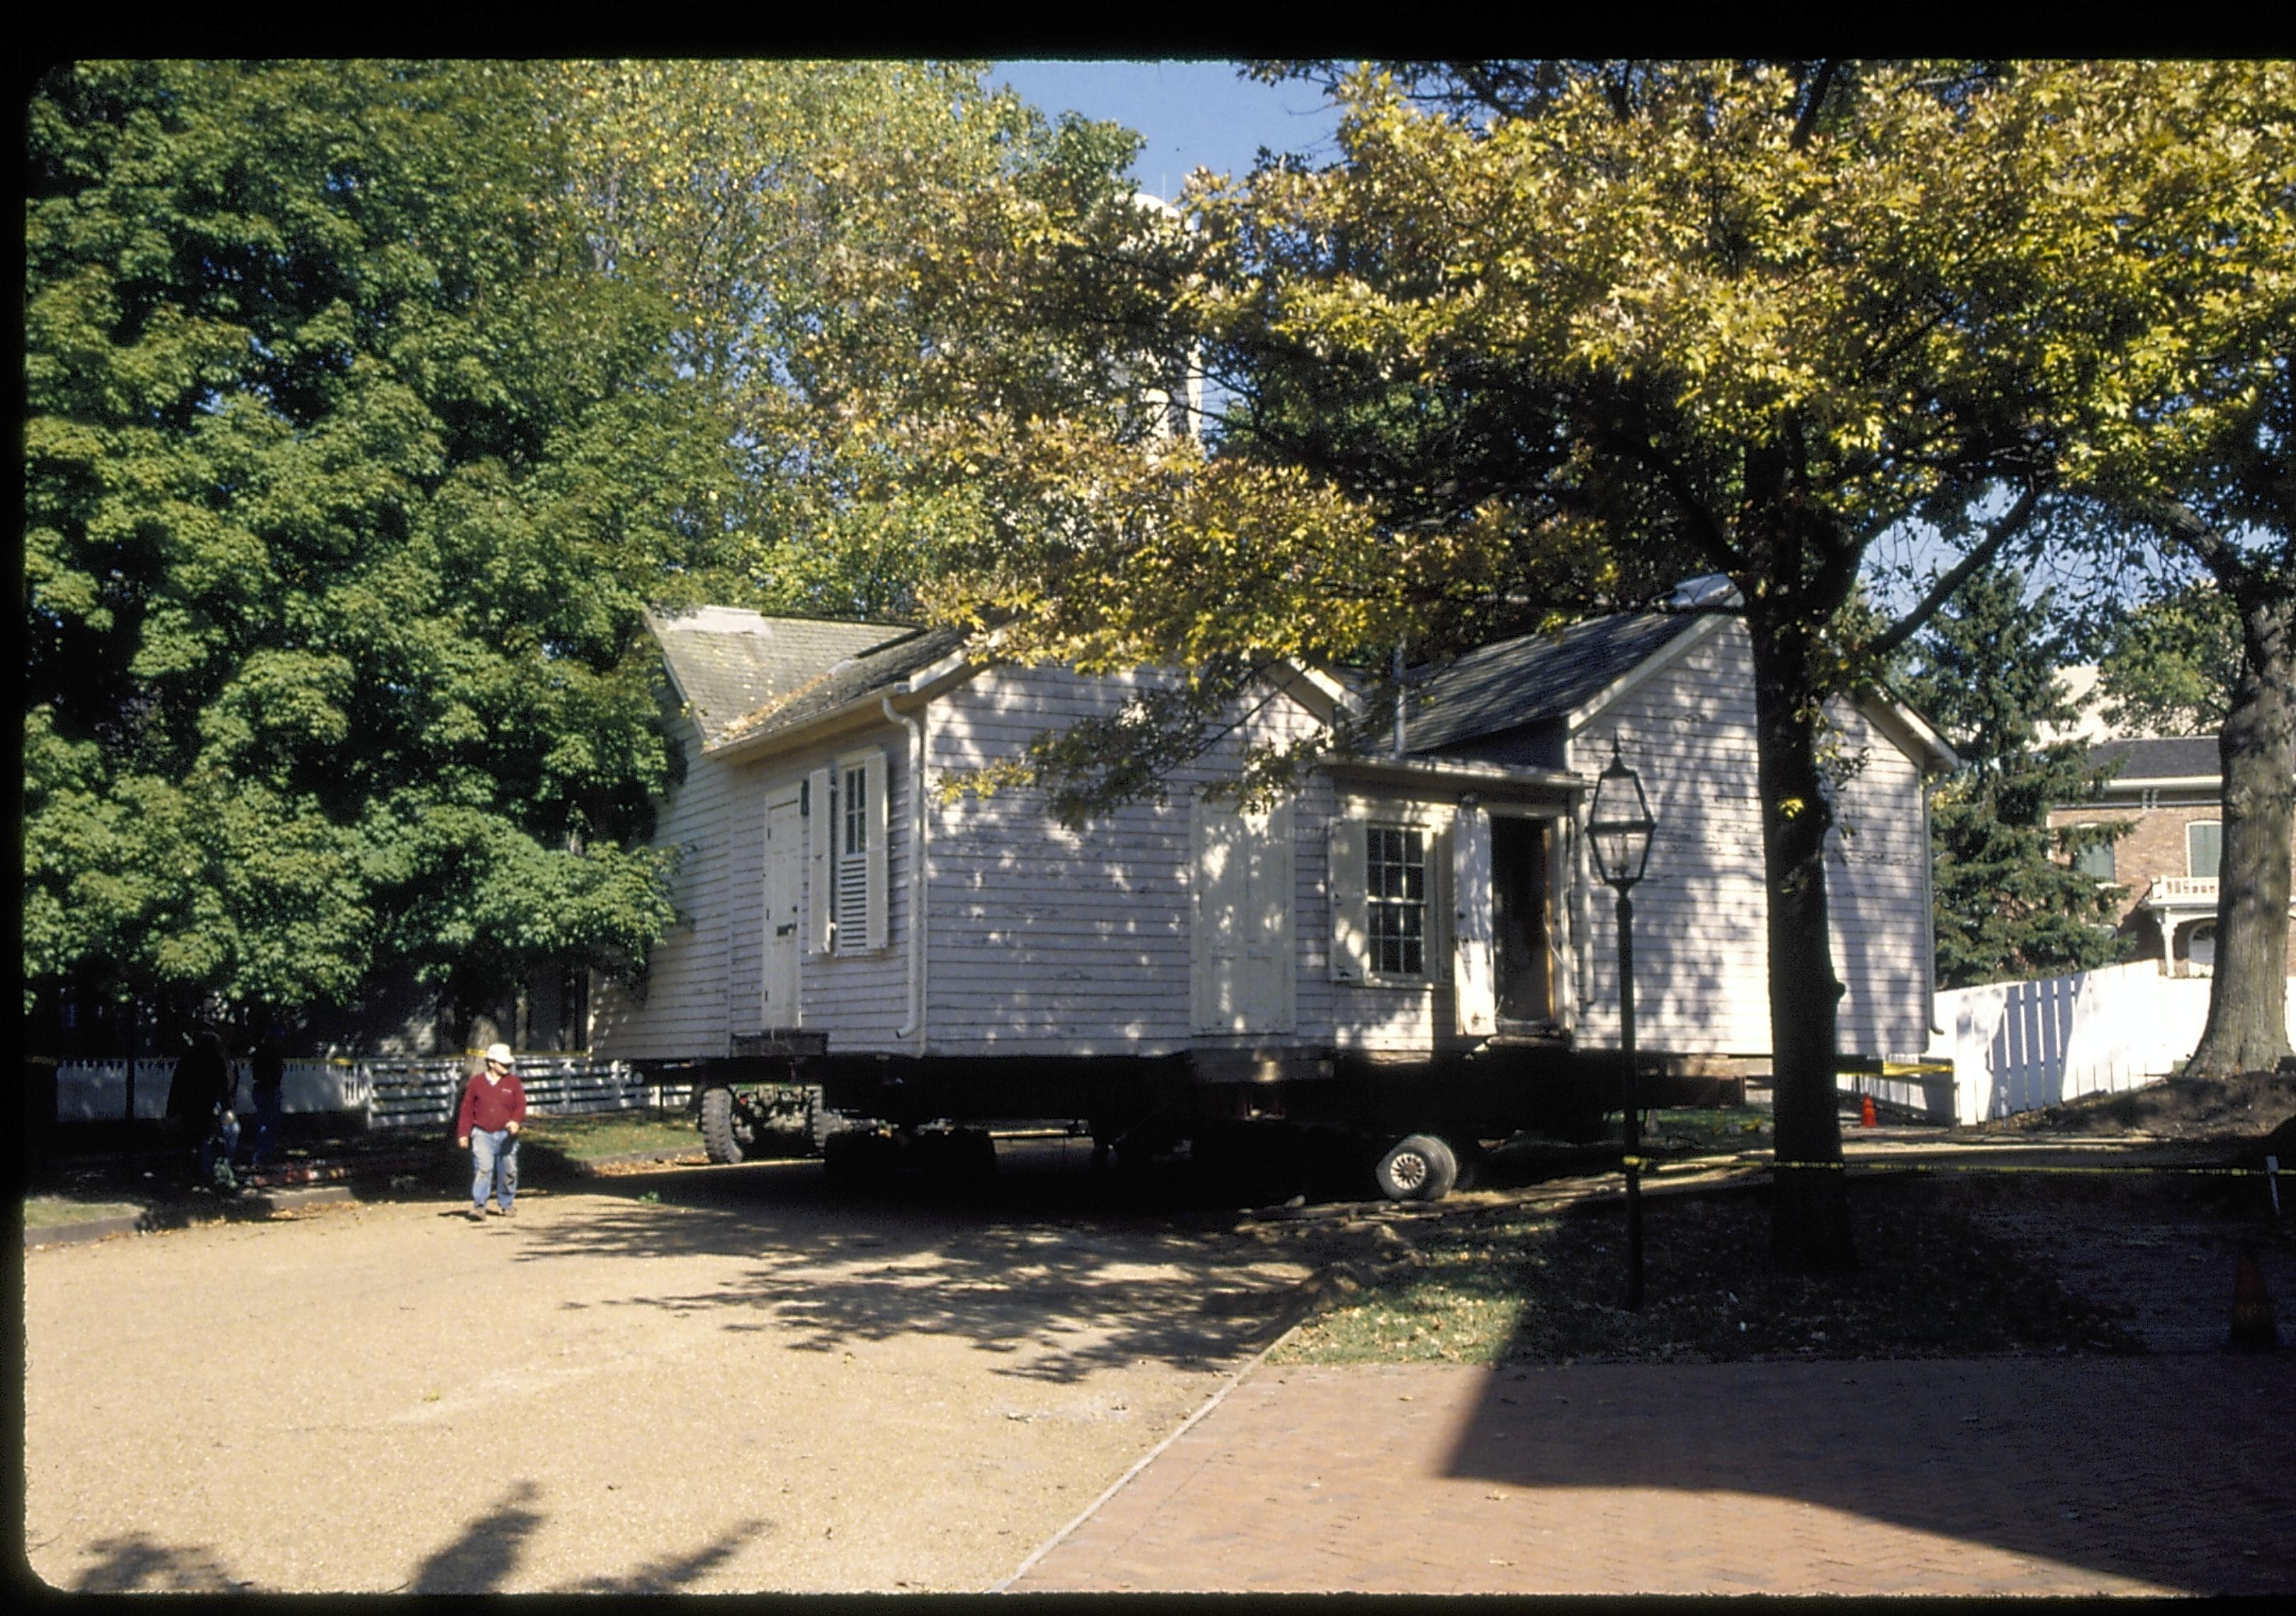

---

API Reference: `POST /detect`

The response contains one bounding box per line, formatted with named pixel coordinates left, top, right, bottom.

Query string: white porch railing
left=1906, top=961, right=2296, bottom=1127
left=2144, top=876, right=2219, bottom=907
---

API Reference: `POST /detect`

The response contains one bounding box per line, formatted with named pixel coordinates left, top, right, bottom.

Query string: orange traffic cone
left=2229, top=1240, right=2280, bottom=1349
left=1859, top=1094, right=1878, bottom=1130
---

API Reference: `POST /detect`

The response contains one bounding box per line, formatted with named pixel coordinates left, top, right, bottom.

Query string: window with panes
left=1366, top=826, right=1428, bottom=977
left=2187, top=821, right=2221, bottom=880
left=2070, top=825, right=2115, bottom=881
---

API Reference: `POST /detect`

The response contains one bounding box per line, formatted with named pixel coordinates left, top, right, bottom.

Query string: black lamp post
left=1588, top=741, right=1656, bottom=1310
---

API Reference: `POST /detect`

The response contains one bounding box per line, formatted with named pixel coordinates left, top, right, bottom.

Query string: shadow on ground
left=1441, top=1354, right=2292, bottom=1595
left=1436, top=1168, right=2296, bottom=1595
left=55, top=1483, right=766, bottom=1594
left=483, top=1139, right=1314, bottom=1383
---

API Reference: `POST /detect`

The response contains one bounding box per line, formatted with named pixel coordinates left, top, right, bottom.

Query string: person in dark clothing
left=456, top=1043, right=526, bottom=1220
left=167, top=1029, right=238, bottom=1190
left=242, top=1028, right=286, bottom=1171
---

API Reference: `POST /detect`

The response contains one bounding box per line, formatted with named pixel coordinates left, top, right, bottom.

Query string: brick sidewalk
left=1008, top=1355, right=2295, bottom=1595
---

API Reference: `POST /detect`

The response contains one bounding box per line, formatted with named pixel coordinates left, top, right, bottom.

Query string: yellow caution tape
left=1758, top=1159, right=2273, bottom=1178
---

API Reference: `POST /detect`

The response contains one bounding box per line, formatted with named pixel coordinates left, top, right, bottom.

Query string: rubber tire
left=699, top=1086, right=754, bottom=1165
left=959, top=1128, right=997, bottom=1180
left=1375, top=1133, right=1460, bottom=1203
left=823, top=1128, right=895, bottom=1189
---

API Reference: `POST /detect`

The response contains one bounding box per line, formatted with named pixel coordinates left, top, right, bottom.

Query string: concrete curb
left=24, top=1181, right=366, bottom=1250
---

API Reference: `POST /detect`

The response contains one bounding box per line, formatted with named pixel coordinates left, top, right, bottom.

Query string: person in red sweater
left=456, top=1042, right=526, bottom=1220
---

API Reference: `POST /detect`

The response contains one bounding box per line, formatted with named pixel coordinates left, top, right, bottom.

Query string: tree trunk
left=2185, top=583, right=2295, bottom=1078
left=1746, top=605, right=1857, bottom=1273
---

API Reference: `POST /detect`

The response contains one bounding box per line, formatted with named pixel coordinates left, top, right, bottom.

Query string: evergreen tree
left=1904, top=568, right=2130, bottom=987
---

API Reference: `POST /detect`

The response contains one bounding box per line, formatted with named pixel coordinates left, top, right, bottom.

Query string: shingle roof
left=712, top=623, right=973, bottom=751
left=2087, top=736, right=2222, bottom=782
left=1402, top=612, right=1705, bottom=753
left=647, top=607, right=911, bottom=746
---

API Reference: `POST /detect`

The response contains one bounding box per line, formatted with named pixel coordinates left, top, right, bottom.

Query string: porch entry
left=763, top=791, right=802, bottom=1025
left=1491, top=814, right=1558, bottom=1027
left=1191, top=796, right=1296, bottom=1034
left=1453, top=806, right=1560, bottom=1036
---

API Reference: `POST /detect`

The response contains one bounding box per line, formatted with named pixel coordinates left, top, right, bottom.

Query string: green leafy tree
left=2035, top=67, right=2296, bottom=1078
left=23, top=60, right=724, bottom=1045
left=539, top=60, right=1144, bottom=621
left=1906, top=568, right=2129, bottom=987
left=2090, top=584, right=2243, bottom=738
left=928, top=60, right=2279, bottom=1270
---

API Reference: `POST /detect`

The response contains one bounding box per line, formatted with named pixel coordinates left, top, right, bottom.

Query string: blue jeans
left=244, top=1087, right=283, bottom=1168
left=471, top=1128, right=517, bottom=1211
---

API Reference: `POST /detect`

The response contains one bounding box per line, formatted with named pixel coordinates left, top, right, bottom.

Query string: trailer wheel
left=823, top=1128, right=895, bottom=1190
left=699, top=1086, right=758, bottom=1165
left=1375, top=1134, right=1459, bottom=1203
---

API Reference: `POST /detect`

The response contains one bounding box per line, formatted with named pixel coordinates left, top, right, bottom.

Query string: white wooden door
left=763, top=793, right=802, bottom=1027
left=1192, top=797, right=1295, bottom=1034
left=1453, top=802, right=1496, bottom=1037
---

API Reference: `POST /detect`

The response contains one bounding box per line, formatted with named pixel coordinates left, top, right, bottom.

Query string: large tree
left=539, top=60, right=1144, bottom=620
left=22, top=60, right=722, bottom=1043
left=2037, top=64, right=2296, bottom=1078
left=927, top=61, right=2276, bottom=1269
left=1904, top=568, right=2129, bottom=988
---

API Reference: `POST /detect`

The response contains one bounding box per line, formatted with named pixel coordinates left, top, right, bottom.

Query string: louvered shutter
left=807, top=767, right=833, bottom=953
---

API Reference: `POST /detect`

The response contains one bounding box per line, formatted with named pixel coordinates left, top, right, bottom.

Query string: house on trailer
left=594, top=601, right=1953, bottom=1186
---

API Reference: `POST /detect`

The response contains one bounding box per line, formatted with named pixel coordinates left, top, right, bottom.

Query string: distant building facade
left=2049, top=734, right=2296, bottom=977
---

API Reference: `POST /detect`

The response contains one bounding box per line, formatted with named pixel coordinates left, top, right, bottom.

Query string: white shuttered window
left=832, top=748, right=890, bottom=954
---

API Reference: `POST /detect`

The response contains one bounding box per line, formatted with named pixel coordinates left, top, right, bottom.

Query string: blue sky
left=989, top=61, right=1342, bottom=199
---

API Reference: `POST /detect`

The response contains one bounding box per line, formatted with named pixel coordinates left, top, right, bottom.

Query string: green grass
left=517, top=1110, right=703, bottom=1162
left=23, top=1195, right=147, bottom=1230
left=1643, top=1107, right=1774, bottom=1152
left=1273, top=1177, right=2144, bottom=1368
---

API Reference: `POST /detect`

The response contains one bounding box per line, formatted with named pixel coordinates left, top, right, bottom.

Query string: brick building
left=2049, top=734, right=2296, bottom=977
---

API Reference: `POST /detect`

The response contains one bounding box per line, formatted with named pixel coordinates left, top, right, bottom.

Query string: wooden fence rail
left=46, top=1057, right=692, bottom=1130
left=1898, top=963, right=2296, bottom=1127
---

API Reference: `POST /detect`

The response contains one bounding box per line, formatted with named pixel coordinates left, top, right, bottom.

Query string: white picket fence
left=49, top=1056, right=688, bottom=1130
left=1900, top=962, right=2296, bottom=1127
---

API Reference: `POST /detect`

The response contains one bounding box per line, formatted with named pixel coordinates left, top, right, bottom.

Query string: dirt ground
left=24, top=1091, right=2293, bottom=1593
left=1981, top=1067, right=2296, bottom=1148
left=21, top=1140, right=1315, bottom=1594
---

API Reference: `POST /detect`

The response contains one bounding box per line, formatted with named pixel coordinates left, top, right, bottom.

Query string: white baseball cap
left=484, top=1043, right=514, bottom=1067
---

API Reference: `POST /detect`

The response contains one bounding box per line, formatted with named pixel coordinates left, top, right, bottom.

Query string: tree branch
left=1790, top=60, right=1838, bottom=150
left=1867, top=481, right=2044, bottom=658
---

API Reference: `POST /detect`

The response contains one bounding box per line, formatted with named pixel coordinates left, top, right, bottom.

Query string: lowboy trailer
left=634, top=1038, right=1752, bottom=1203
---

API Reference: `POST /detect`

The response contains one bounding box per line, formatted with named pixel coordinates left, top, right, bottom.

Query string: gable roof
left=711, top=623, right=972, bottom=753
left=646, top=607, right=909, bottom=747
left=1402, top=612, right=1707, bottom=753
left=2087, top=735, right=2222, bottom=784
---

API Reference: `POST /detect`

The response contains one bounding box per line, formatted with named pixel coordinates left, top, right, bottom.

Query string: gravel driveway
left=23, top=1140, right=1314, bottom=1593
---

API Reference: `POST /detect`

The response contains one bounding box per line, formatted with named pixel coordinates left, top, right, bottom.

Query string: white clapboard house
left=594, top=599, right=1953, bottom=1183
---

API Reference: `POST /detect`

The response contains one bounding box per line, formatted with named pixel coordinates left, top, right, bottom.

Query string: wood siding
left=590, top=714, right=735, bottom=1060
left=925, top=665, right=1330, bottom=1057
left=1568, top=622, right=1935, bottom=1060
left=601, top=625, right=1937, bottom=1068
